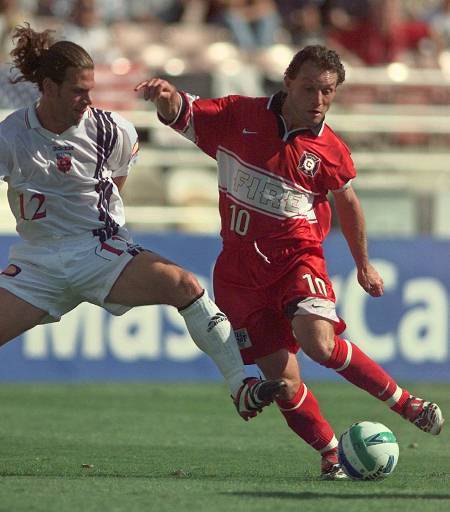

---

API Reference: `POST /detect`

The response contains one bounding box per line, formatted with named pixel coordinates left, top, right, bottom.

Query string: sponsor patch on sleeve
left=234, top=328, right=252, bottom=349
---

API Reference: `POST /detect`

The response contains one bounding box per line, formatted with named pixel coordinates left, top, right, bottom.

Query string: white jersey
left=0, top=104, right=138, bottom=242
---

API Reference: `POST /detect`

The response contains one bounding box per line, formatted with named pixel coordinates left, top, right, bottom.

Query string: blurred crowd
left=1, top=0, right=450, bottom=67
left=1, top=1, right=450, bottom=224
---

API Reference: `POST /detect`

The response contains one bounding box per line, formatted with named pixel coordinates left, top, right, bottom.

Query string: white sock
left=179, top=290, right=246, bottom=397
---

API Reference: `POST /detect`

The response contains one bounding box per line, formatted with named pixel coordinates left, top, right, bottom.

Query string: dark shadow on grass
left=0, top=472, right=191, bottom=479
left=226, top=492, right=450, bottom=501
left=0, top=470, right=307, bottom=481
left=0, top=472, right=242, bottom=480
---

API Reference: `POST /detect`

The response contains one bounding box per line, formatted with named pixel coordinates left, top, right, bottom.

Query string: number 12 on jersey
left=19, top=192, right=47, bottom=220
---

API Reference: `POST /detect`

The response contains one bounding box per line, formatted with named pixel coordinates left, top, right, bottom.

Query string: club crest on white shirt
left=298, top=151, right=321, bottom=177
left=53, top=145, right=74, bottom=173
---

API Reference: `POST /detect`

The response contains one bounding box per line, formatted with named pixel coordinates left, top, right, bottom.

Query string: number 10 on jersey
left=229, top=205, right=250, bottom=236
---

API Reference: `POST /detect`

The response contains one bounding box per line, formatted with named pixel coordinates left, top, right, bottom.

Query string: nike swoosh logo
left=377, top=382, right=390, bottom=397
left=242, top=128, right=258, bottom=135
left=311, top=304, right=323, bottom=308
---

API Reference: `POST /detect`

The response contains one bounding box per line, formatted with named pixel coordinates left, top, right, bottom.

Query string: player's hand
left=134, top=78, right=176, bottom=102
left=134, top=78, right=181, bottom=122
left=357, top=263, right=384, bottom=297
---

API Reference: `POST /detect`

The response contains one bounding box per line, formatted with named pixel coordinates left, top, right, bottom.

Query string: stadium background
left=1, top=0, right=449, bottom=383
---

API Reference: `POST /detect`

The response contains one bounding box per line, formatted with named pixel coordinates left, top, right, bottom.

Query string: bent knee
left=173, top=270, right=203, bottom=307
left=292, top=316, right=336, bottom=364
left=277, top=376, right=303, bottom=401
left=301, top=337, right=335, bottom=364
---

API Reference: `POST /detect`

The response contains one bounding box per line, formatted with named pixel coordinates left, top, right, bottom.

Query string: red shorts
left=213, top=241, right=342, bottom=364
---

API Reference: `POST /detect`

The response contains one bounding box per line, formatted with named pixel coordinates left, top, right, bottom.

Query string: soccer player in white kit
left=0, top=24, right=286, bottom=420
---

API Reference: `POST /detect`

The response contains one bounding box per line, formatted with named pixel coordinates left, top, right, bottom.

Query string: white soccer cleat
left=233, top=377, right=286, bottom=421
left=321, top=449, right=349, bottom=480
left=320, top=463, right=349, bottom=481
left=402, top=396, right=445, bottom=435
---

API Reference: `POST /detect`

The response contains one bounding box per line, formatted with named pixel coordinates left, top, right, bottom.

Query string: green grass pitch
left=0, top=382, right=449, bottom=512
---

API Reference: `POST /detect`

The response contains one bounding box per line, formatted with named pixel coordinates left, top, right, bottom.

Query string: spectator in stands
left=321, top=0, right=371, bottom=31
left=61, top=0, right=120, bottom=63
left=1, top=0, right=38, bottom=108
left=210, top=0, right=281, bottom=50
left=276, top=0, right=326, bottom=47
left=35, top=0, right=55, bottom=16
left=128, top=0, right=185, bottom=24
left=51, top=0, right=129, bottom=25
left=327, top=0, right=441, bottom=66
left=426, top=0, right=450, bottom=49
left=1, top=0, right=34, bottom=61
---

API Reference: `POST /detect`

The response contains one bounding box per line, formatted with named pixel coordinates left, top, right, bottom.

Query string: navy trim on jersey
left=269, top=91, right=324, bottom=140
left=93, top=178, right=119, bottom=242
left=92, top=109, right=118, bottom=179
left=91, top=109, right=120, bottom=242
left=25, top=108, right=31, bottom=129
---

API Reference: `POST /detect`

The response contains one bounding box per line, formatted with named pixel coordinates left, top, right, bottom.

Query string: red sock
left=323, top=336, right=410, bottom=413
left=276, top=383, right=338, bottom=453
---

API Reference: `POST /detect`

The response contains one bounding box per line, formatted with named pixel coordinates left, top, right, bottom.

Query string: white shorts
left=0, top=229, right=143, bottom=324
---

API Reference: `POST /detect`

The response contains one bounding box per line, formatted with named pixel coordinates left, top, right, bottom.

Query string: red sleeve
left=192, top=96, right=235, bottom=158
left=160, top=92, right=237, bottom=160
left=317, top=140, right=357, bottom=192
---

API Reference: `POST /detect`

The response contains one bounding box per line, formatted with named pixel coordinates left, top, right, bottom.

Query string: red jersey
left=165, top=91, right=356, bottom=248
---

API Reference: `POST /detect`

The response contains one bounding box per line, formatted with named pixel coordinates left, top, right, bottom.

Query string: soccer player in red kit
left=136, top=45, right=444, bottom=479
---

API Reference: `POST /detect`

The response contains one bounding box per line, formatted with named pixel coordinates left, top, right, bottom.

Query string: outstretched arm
left=134, top=78, right=182, bottom=123
left=332, top=186, right=384, bottom=297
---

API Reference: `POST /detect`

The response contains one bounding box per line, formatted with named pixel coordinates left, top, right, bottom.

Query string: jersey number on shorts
left=302, top=273, right=327, bottom=296
left=230, top=205, right=250, bottom=235
left=19, top=193, right=47, bottom=221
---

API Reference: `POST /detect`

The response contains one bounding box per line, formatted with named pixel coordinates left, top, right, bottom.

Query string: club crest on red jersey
left=298, top=151, right=321, bottom=177
left=53, top=145, right=74, bottom=173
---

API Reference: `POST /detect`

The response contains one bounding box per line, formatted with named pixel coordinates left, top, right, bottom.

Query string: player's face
left=283, top=61, right=338, bottom=129
left=53, top=67, right=95, bottom=128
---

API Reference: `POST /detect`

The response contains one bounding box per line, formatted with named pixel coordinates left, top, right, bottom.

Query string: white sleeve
left=0, top=133, right=12, bottom=181
left=108, top=112, right=139, bottom=178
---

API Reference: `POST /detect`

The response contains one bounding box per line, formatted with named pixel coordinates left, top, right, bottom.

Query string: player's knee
left=301, top=336, right=335, bottom=364
left=173, top=269, right=203, bottom=308
left=279, top=376, right=303, bottom=400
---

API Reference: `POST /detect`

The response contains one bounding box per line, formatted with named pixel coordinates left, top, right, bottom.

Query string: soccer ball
left=338, top=421, right=399, bottom=480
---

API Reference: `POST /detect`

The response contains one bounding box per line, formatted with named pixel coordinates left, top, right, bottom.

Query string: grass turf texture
left=0, top=382, right=449, bottom=512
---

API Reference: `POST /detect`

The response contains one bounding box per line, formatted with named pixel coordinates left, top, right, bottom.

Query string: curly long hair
left=10, top=23, right=94, bottom=90
left=285, top=45, right=346, bottom=85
